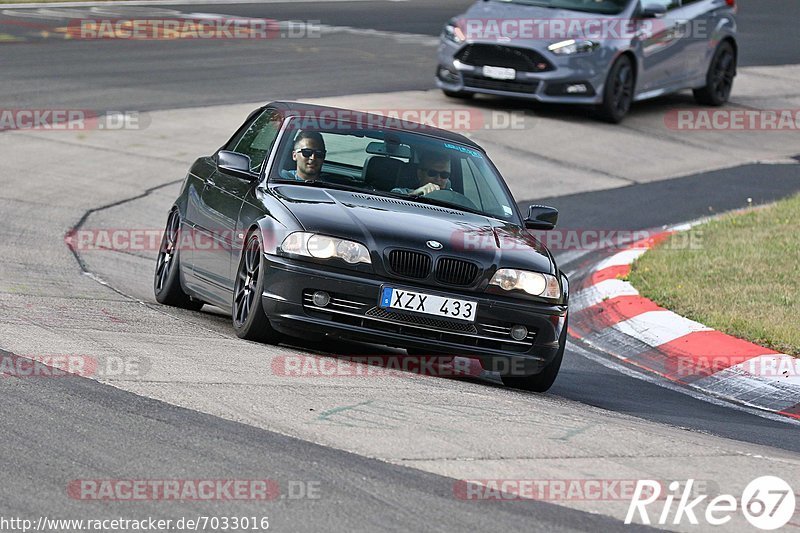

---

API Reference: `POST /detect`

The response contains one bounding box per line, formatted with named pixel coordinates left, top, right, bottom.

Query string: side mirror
left=217, top=150, right=257, bottom=180
left=640, top=3, right=667, bottom=18
left=524, top=205, right=559, bottom=230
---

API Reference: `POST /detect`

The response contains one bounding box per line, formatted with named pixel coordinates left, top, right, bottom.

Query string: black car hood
left=272, top=185, right=555, bottom=275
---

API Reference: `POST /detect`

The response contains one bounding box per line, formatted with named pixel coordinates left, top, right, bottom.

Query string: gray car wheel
left=693, top=41, right=736, bottom=106
left=597, top=55, right=635, bottom=124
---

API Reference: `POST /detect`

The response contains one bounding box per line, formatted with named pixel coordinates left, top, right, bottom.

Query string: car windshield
left=495, top=0, right=630, bottom=15
left=270, top=117, right=519, bottom=222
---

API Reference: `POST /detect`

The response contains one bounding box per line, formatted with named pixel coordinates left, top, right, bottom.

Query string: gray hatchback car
left=435, top=0, right=738, bottom=122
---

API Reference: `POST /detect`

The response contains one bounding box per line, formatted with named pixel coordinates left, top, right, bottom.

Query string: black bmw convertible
left=154, top=101, right=569, bottom=391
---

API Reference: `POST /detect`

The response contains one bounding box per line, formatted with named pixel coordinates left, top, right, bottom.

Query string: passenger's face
left=293, top=138, right=326, bottom=180
left=417, top=158, right=451, bottom=188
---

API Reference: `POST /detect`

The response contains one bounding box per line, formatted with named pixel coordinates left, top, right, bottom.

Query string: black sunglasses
left=295, top=148, right=326, bottom=158
left=422, top=168, right=451, bottom=180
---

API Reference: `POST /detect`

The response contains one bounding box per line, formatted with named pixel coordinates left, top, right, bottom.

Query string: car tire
left=232, top=231, right=281, bottom=343
left=596, top=55, right=635, bottom=124
left=442, top=89, right=473, bottom=100
left=154, top=209, right=203, bottom=310
left=501, top=317, right=567, bottom=393
left=693, top=41, right=736, bottom=106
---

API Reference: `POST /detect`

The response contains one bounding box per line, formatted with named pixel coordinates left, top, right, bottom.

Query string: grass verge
left=628, top=193, right=800, bottom=357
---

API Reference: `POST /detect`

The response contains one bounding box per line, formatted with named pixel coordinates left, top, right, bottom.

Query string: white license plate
left=482, top=65, right=516, bottom=80
left=379, top=287, right=477, bottom=322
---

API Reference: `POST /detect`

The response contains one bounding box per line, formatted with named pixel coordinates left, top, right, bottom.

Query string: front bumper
left=261, top=254, right=567, bottom=376
left=436, top=40, right=612, bottom=105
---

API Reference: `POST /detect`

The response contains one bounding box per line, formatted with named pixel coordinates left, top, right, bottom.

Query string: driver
left=281, top=131, right=327, bottom=181
left=392, top=150, right=451, bottom=196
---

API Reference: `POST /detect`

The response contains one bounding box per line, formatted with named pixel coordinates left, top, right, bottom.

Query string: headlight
left=280, top=232, right=371, bottom=265
left=490, top=269, right=561, bottom=299
left=443, top=18, right=466, bottom=43
left=547, top=39, right=599, bottom=55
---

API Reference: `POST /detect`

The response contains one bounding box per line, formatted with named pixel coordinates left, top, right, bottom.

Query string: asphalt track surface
left=2, top=346, right=648, bottom=532
left=2, top=1, right=800, bottom=531
left=0, top=0, right=798, bottom=111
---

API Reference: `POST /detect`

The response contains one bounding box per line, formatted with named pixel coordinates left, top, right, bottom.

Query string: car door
left=674, top=0, right=717, bottom=80
left=191, top=109, right=282, bottom=301
left=635, top=0, right=688, bottom=91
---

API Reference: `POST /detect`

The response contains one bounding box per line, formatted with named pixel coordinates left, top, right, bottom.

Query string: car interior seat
left=362, top=156, right=406, bottom=191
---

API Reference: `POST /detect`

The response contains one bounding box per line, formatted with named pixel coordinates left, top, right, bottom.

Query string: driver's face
left=292, top=138, right=325, bottom=180
left=417, top=159, right=451, bottom=188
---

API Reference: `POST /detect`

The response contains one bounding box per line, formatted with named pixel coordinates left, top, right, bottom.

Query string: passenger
left=392, top=150, right=451, bottom=196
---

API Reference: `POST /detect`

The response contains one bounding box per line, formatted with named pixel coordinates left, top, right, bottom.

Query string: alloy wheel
left=233, top=236, right=261, bottom=327
left=155, top=210, right=180, bottom=293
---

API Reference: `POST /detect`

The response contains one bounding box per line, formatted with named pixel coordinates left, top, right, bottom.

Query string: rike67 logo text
left=626, top=476, right=795, bottom=530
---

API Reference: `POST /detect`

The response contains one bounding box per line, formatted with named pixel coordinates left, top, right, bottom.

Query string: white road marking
left=570, top=278, right=638, bottom=312
left=612, top=310, right=712, bottom=348
left=568, top=341, right=800, bottom=427
left=592, top=247, right=647, bottom=271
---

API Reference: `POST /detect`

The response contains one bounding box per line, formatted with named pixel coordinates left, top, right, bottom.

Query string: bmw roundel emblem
left=426, top=240, right=443, bottom=250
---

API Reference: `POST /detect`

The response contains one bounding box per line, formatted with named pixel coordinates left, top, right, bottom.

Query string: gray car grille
left=462, top=75, right=539, bottom=94
left=455, top=44, right=554, bottom=72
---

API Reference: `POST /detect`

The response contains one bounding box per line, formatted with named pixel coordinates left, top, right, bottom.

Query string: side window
left=231, top=110, right=282, bottom=172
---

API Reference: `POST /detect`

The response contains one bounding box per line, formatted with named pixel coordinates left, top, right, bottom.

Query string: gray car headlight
left=280, top=232, right=371, bottom=265
left=547, top=39, right=599, bottom=55
left=443, top=19, right=466, bottom=44
left=490, top=269, right=561, bottom=300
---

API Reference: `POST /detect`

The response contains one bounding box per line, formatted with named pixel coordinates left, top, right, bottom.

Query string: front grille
left=463, top=75, right=539, bottom=94
left=301, top=293, right=537, bottom=353
left=387, top=250, right=432, bottom=279
left=365, top=307, right=477, bottom=334
left=455, top=44, right=554, bottom=72
left=435, top=258, right=480, bottom=286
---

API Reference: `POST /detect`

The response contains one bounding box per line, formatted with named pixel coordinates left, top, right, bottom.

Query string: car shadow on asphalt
left=445, top=90, right=708, bottom=124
